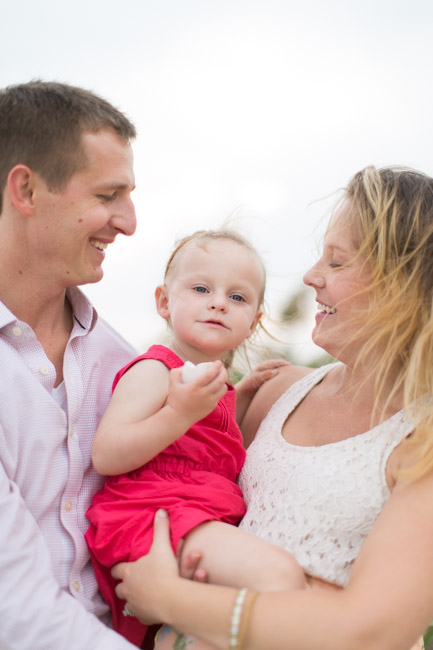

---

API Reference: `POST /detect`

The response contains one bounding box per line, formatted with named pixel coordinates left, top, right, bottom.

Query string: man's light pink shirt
left=0, top=287, right=137, bottom=649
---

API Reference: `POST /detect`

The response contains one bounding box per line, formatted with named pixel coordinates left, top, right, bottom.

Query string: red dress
left=85, top=345, right=246, bottom=646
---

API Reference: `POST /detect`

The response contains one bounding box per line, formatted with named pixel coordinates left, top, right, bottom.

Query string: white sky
left=2, top=0, right=433, bottom=361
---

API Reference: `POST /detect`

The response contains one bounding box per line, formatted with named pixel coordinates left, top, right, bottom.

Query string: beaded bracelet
left=238, top=591, right=259, bottom=649
left=229, top=588, right=259, bottom=650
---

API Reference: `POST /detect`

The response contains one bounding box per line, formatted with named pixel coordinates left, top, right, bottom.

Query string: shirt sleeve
left=0, top=461, right=136, bottom=650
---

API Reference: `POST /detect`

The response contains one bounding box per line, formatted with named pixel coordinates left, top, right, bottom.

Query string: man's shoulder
left=80, top=317, right=138, bottom=385
left=93, top=316, right=136, bottom=353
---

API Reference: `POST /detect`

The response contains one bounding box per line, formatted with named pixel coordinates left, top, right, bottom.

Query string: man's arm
left=0, top=461, right=135, bottom=650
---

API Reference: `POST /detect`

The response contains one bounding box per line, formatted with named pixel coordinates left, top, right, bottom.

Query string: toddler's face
left=159, top=239, right=264, bottom=362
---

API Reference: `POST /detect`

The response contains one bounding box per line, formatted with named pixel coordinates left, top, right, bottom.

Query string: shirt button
left=65, top=501, right=72, bottom=512
left=72, top=581, right=80, bottom=592
left=69, top=427, right=74, bottom=438
left=12, top=326, right=23, bottom=337
left=39, top=366, right=49, bottom=376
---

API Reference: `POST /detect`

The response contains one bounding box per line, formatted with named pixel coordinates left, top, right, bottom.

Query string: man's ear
left=7, top=165, right=37, bottom=216
left=248, top=311, right=263, bottom=337
left=155, top=285, right=170, bottom=320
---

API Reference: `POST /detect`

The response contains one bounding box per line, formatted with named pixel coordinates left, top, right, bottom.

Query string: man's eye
left=193, top=286, right=208, bottom=293
left=230, top=294, right=245, bottom=302
left=98, top=193, right=118, bottom=202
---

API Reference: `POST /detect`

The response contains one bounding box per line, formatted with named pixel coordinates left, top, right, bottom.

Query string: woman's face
left=303, top=202, right=373, bottom=364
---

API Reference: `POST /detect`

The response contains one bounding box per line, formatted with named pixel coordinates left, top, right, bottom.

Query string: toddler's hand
left=176, top=539, right=209, bottom=583
left=181, top=360, right=214, bottom=383
left=166, top=361, right=228, bottom=426
left=236, top=358, right=290, bottom=396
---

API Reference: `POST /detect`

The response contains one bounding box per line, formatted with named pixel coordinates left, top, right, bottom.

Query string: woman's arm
left=112, top=511, right=346, bottom=649
left=92, top=359, right=228, bottom=475
left=113, top=467, right=433, bottom=650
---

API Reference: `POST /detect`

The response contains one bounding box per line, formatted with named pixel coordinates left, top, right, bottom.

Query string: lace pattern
left=238, top=363, right=413, bottom=586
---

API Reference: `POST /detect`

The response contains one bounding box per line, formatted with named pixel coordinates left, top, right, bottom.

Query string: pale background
left=2, top=0, right=433, bottom=363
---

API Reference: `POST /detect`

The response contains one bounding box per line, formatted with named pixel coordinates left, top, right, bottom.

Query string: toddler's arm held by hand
left=92, top=359, right=184, bottom=475
left=92, top=360, right=227, bottom=475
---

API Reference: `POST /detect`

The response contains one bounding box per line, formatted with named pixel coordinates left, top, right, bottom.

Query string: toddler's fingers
left=193, top=568, right=209, bottom=583
left=255, top=358, right=291, bottom=372
left=179, top=548, right=203, bottom=579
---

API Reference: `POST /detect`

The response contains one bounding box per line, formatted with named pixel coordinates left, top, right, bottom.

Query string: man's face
left=33, top=129, right=136, bottom=288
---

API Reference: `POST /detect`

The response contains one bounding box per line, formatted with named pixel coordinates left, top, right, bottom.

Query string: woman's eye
left=230, top=294, right=245, bottom=302
left=193, top=286, right=208, bottom=294
left=329, top=262, right=342, bottom=268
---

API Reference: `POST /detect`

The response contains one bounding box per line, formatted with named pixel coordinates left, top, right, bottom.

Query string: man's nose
left=111, top=196, right=137, bottom=237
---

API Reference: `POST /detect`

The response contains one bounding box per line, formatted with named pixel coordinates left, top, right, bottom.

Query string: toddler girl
left=85, top=230, right=305, bottom=646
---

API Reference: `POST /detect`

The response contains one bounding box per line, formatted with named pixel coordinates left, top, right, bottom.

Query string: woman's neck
left=328, top=360, right=404, bottom=420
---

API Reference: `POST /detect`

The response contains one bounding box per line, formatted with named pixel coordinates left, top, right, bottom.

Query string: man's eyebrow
left=98, top=182, right=136, bottom=191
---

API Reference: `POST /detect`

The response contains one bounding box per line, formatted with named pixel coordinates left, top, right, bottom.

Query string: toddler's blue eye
left=193, top=286, right=208, bottom=293
left=231, top=294, right=244, bottom=302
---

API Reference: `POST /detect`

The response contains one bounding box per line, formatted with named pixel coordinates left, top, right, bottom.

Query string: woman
left=112, top=166, right=433, bottom=650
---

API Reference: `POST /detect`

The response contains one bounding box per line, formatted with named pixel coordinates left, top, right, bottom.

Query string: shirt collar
left=0, top=302, right=15, bottom=329
left=66, top=287, right=98, bottom=332
left=0, top=287, right=98, bottom=332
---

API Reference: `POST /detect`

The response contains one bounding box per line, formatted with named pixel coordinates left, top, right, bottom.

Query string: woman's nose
left=303, top=261, right=325, bottom=288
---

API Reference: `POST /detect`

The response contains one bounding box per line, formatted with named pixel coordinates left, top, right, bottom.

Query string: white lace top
left=238, top=363, right=413, bottom=586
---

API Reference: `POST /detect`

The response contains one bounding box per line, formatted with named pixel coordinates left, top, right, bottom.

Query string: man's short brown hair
left=0, top=80, right=136, bottom=213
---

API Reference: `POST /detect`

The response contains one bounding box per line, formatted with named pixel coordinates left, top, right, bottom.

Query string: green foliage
left=424, top=625, right=433, bottom=649
left=229, top=368, right=244, bottom=385
left=279, top=286, right=310, bottom=323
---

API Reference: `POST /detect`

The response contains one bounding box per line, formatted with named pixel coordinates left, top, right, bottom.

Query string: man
left=0, top=80, right=139, bottom=649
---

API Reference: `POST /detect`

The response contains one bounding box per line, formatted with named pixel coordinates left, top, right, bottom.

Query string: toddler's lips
left=202, top=319, right=228, bottom=327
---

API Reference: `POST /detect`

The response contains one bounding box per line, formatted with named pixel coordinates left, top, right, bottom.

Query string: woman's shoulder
left=255, top=363, right=314, bottom=413
left=241, top=363, right=314, bottom=447
left=268, top=362, right=314, bottom=390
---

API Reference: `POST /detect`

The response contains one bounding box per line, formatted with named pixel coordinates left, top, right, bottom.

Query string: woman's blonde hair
left=343, top=166, right=433, bottom=478
left=163, top=229, right=266, bottom=368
